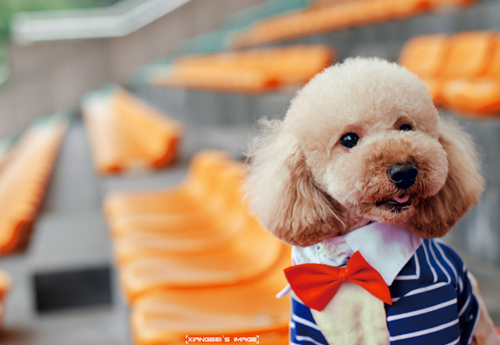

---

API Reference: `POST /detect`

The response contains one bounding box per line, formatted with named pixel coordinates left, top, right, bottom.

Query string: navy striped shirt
left=290, top=239, right=479, bottom=345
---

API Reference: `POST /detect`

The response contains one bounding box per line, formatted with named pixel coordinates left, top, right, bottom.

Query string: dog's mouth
left=375, top=194, right=412, bottom=212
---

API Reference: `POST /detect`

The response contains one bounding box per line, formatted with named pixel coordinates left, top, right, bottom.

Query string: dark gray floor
left=0, top=119, right=499, bottom=344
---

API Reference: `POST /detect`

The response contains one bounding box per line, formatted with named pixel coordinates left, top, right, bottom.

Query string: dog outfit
left=278, top=222, right=479, bottom=345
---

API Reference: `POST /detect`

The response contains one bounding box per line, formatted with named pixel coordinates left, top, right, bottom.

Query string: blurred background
left=0, top=0, right=499, bottom=344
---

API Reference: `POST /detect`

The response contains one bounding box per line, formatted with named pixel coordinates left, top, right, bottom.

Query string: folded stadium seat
left=231, top=2, right=351, bottom=48
left=103, top=150, right=232, bottom=220
left=232, top=0, right=434, bottom=48
left=390, top=0, right=429, bottom=18
left=441, top=35, right=500, bottom=114
left=112, top=90, right=183, bottom=169
left=152, top=45, right=333, bottom=92
left=111, top=168, right=254, bottom=264
left=111, top=204, right=249, bottom=265
left=107, top=161, right=244, bottom=238
left=83, top=91, right=156, bottom=174
left=119, top=217, right=285, bottom=303
left=355, top=0, right=395, bottom=24
left=82, top=86, right=182, bottom=175
left=160, top=65, right=280, bottom=93
left=442, top=31, right=496, bottom=79
left=436, top=31, right=496, bottom=109
left=153, top=59, right=280, bottom=93
left=399, top=34, right=451, bottom=102
left=0, top=116, right=67, bottom=255
left=245, top=45, right=334, bottom=85
left=130, top=246, right=291, bottom=345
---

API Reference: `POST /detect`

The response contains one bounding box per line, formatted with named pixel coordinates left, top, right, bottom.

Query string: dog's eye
left=340, top=133, right=359, bottom=148
left=400, top=124, right=412, bottom=131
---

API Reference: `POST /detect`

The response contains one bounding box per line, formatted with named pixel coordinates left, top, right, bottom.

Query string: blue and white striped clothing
left=290, top=239, right=479, bottom=345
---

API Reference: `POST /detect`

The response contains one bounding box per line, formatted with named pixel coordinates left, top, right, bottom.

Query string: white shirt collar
left=291, top=222, right=421, bottom=286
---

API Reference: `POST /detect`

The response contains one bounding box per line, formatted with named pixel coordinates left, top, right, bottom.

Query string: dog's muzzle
left=388, top=162, right=418, bottom=189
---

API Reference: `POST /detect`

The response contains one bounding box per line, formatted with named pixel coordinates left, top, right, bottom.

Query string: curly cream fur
left=246, top=57, right=483, bottom=246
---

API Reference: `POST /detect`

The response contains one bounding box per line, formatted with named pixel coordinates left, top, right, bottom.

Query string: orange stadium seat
left=152, top=45, right=334, bottom=92
left=82, top=87, right=182, bottom=175
left=232, top=0, right=432, bottom=48
left=380, top=0, right=429, bottom=19
left=119, top=219, right=285, bottom=302
left=400, top=34, right=451, bottom=78
left=107, top=162, right=244, bottom=237
left=401, top=31, right=496, bottom=107
left=110, top=168, right=253, bottom=264
left=103, top=151, right=292, bottom=343
left=103, top=150, right=232, bottom=220
left=441, top=35, right=500, bottom=114
left=130, top=246, right=291, bottom=345
left=0, top=117, right=67, bottom=255
left=441, top=31, right=495, bottom=79
left=399, top=34, right=451, bottom=102
left=112, top=90, right=183, bottom=169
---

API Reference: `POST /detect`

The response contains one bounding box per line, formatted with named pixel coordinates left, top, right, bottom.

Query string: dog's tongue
left=394, top=195, right=409, bottom=203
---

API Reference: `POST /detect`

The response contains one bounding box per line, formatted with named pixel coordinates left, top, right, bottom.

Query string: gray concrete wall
left=0, top=0, right=264, bottom=137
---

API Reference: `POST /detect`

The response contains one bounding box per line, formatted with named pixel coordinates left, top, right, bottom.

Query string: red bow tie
left=284, top=251, right=392, bottom=311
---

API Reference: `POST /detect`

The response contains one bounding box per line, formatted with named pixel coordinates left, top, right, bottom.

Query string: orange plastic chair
left=83, top=94, right=149, bottom=174
left=130, top=246, right=291, bottom=345
left=441, top=31, right=496, bottom=79
left=112, top=173, right=255, bottom=267
left=112, top=90, right=183, bottom=169
left=154, top=65, right=280, bottom=93
left=399, top=34, right=451, bottom=102
left=108, top=162, right=245, bottom=238
left=153, top=45, right=333, bottom=92
left=441, top=35, right=500, bottom=114
left=400, top=34, right=451, bottom=78
left=111, top=170, right=253, bottom=264
left=232, top=0, right=432, bottom=48
left=118, top=217, right=285, bottom=303
left=0, top=119, right=67, bottom=255
left=103, top=150, right=232, bottom=221
left=387, top=0, right=429, bottom=18
left=112, top=195, right=252, bottom=264
left=82, top=87, right=182, bottom=174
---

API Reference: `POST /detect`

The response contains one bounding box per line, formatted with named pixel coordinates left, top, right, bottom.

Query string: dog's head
left=246, top=57, right=483, bottom=247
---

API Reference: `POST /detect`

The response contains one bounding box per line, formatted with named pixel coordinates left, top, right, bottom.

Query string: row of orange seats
left=152, top=45, right=334, bottom=93
left=232, top=0, right=475, bottom=48
left=400, top=31, right=500, bottom=115
left=0, top=115, right=67, bottom=256
left=81, top=86, right=183, bottom=175
left=103, top=151, right=291, bottom=345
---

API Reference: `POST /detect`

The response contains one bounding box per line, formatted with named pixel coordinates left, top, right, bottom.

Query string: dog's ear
left=408, top=117, right=484, bottom=238
left=245, top=119, right=345, bottom=247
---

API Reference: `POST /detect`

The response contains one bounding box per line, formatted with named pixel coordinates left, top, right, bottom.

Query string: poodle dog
left=246, top=58, right=499, bottom=345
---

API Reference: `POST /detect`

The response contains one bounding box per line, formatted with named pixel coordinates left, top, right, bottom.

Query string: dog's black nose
left=388, top=162, right=418, bottom=189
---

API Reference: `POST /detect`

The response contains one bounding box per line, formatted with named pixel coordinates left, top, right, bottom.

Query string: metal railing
left=11, top=0, right=191, bottom=44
